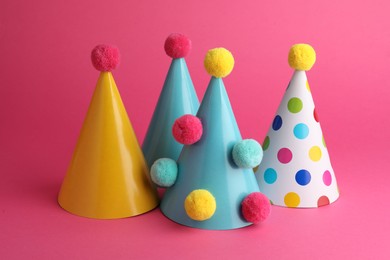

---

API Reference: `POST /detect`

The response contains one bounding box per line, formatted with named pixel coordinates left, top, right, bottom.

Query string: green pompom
left=232, top=139, right=263, bottom=168
left=150, top=158, right=178, bottom=187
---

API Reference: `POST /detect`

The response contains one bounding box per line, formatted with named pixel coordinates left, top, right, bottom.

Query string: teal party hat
left=142, top=33, right=199, bottom=167
left=152, top=48, right=271, bottom=230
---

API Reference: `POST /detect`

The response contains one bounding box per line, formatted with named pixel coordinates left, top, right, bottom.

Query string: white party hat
left=255, top=44, right=339, bottom=208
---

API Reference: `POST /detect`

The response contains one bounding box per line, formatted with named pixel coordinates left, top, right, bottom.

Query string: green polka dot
left=322, top=135, right=327, bottom=147
left=288, top=97, right=303, bottom=113
left=263, top=136, right=270, bottom=151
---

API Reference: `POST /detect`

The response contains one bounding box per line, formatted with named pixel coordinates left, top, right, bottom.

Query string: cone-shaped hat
left=255, top=44, right=339, bottom=208
left=156, top=48, right=271, bottom=229
left=58, top=45, right=159, bottom=219
left=142, top=33, right=199, bottom=167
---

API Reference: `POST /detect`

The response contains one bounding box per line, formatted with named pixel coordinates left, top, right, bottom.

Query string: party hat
left=142, top=33, right=199, bottom=167
left=151, top=48, right=271, bottom=230
left=58, top=45, right=159, bottom=219
left=255, top=44, right=339, bottom=208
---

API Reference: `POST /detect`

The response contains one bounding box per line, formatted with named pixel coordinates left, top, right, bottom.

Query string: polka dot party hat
left=255, top=44, right=339, bottom=208
left=152, top=48, right=271, bottom=230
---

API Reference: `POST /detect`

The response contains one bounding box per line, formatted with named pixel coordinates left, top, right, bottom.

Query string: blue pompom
left=151, top=158, right=178, bottom=187
left=232, top=139, right=263, bottom=168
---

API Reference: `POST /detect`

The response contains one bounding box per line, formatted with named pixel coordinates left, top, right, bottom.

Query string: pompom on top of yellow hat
left=204, top=48, right=234, bottom=78
left=288, top=44, right=316, bottom=71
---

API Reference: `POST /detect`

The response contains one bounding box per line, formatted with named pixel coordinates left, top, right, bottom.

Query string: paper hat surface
left=142, top=33, right=199, bottom=167
left=152, top=48, right=271, bottom=230
left=58, top=45, right=159, bottom=219
left=255, top=44, right=339, bottom=208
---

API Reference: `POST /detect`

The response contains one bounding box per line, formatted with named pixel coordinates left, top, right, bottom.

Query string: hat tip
left=164, top=33, right=192, bottom=59
left=288, top=43, right=316, bottom=71
left=204, top=47, right=235, bottom=78
left=91, top=44, right=120, bottom=72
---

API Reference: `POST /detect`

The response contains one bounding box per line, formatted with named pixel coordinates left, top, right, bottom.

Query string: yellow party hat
left=58, top=45, right=159, bottom=219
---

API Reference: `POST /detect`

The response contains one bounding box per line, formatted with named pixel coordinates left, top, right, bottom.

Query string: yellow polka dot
left=184, top=189, right=216, bottom=221
left=306, top=81, right=311, bottom=92
left=309, top=146, right=322, bottom=161
left=284, top=192, right=300, bottom=207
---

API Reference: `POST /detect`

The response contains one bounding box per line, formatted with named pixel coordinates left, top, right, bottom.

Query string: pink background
left=1, top=0, right=389, bottom=259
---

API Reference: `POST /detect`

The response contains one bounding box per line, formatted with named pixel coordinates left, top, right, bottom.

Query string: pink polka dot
left=277, top=148, right=293, bottom=164
left=323, top=170, right=332, bottom=186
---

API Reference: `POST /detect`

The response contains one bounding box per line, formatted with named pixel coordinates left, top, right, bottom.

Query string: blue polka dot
left=264, top=168, right=277, bottom=184
left=295, top=170, right=311, bottom=186
left=293, top=123, right=309, bottom=139
left=272, top=115, right=283, bottom=131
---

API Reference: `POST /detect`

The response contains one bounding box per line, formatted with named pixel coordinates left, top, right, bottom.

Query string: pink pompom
left=241, top=192, right=271, bottom=224
left=91, top=44, right=120, bottom=72
left=172, top=115, right=202, bottom=145
left=164, top=33, right=192, bottom=59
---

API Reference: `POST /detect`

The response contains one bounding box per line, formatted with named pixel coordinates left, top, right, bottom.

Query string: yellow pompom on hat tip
left=204, top=47, right=235, bottom=78
left=288, top=43, right=316, bottom=71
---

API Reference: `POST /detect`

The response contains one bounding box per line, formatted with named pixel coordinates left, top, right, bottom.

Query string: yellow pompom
left=184, top=189, right=216, bottom=221
left=204, top=48, right=234, bottom=78
left=288, top=44, right=316, bottom=71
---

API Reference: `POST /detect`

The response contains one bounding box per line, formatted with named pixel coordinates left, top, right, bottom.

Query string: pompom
left=150, top=158, right=178, bottom=187
left=241, top=192, right=271, bottom=224
left=164, top=33, right=192, bottom=59
left=232, top=139, right=263, bottom=168
left=288, top=44, right=316, bottom=71
left=204, top=48, right=234, bottom=78
left=172, top=114, right=203, bottom=145
left=91, top=44, right=120, bottom=72
left=184, top=189, right=216, bottom=221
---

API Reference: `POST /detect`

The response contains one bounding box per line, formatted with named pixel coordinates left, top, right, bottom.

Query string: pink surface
left=1, top=0, right=389, bottom=259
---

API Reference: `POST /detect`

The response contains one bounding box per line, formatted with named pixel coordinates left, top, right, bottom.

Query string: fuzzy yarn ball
left=204, top=48, right=234, bottom=78
left=172, top=115, right=203, bottom=145
left=288, top=44, right=316, bottom=71
left=164, top=33, right=192, bottom=59
left=232, top=139, right=263, bottom=168
left=184, top=189, right=216, bottom=221
left=91, top=44, right=120, bottom=72
left=150, top=158, right=178, bottom=187
left=241, top=192, right=271, bottom=224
